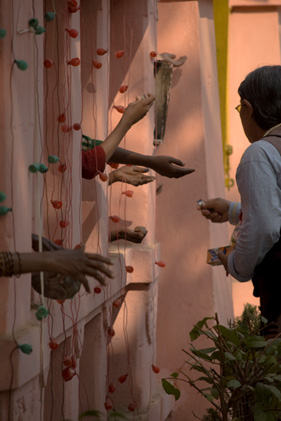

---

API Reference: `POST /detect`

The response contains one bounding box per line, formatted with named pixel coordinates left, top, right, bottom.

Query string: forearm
left=0, top=252, right=55, bottom=277
left=110, top=147, right=152, bottom=167
left=102, top=118, right=132, bottom=162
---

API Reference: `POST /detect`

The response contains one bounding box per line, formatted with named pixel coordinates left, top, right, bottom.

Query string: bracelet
left=0, top=253, right=4, bottom=277
left=15, top=252, right=22, bottom=277
left=2, top=252, right=15, bottom=277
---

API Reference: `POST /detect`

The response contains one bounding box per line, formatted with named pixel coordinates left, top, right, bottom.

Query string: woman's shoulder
left=243, top=139, right=279, bottom=160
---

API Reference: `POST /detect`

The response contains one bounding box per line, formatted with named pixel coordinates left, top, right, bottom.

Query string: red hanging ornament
left=51, top=200, right=62, bottom=209
left=128, top=403, right=136, bottom=412
left=94, top=287, right=102, bottom=294
left=112, top=299, right=122, bottom=308
left=150, top=51, right=157, bottom=58
left=59, top=220, right=69, bottom=228
left=63, top=356, right=73, bottom=367
left=62, top=367, right=76, bottom=382
left=73, top=123, right=81, bottom=131
left=54, top=239, right=63, bottom=246
left=57, top=113, right=66, bottom=123
left=96, top=48, right=108, bottom=55
left=58, top=163, right=67, bottom=173
left=122, top=190, right=133, bottom=197
left=115, top=50, right=125, bottom=58
left=110, top=215, right=120, bottom=223
left=104, top=396, right=113, bottom=411
left=119, top=85, right=128, bottom=94
left=118, top=373, right=128, bottom=384
left=44, top=59, right=54, bottom=68
left=152, top=364, right=160, bottom=374
left=65, top=28, right=79, bottom=38
left=98, top=172, right=108, bottom=182
left=108, top=162, right=119, bottom=169
left=107, top=327, right=115, bottom=337
left=125, top=266, right=134, bottom=273
left=67, top=0, right=77, bottom=6
left=113, top=105, right=125, bottom=114
left=68, top=5, right=80, bottom=13
left=155, top=261, right=166, bottom=268
left=92, top=60, right=102, bottom=69
left=108, top=383, right=116, bottom=394
left=49, top=340, right=58, bottom=350
left=67, top=57, right=80, bottom=66
left=57, top=299, right=65, bottom=305
left=61, top=125, right=71, bottom=133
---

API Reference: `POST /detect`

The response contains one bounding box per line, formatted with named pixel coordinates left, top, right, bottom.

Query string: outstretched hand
left=123, top=94, right=155, bottom=127
left=159, top=52, right=187, bottom=67
left=151, top=156, right=194, bottom=178
left=197, top=198, right=230, bottom=223
left=109, top=165, right=156, bottom=186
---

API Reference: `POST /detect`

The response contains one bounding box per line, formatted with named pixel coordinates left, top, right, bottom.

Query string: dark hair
left=238, top=65, right=281, bottom=130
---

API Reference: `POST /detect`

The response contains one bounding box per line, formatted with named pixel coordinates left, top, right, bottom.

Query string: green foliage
left=162, top=305, right=281, bottom=420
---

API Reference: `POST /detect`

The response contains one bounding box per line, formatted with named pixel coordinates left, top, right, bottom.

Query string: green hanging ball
left=38, top=163, right=48, bottom=173
left=0, top=206, right=12, bottom=215
left=15, top=60, right=28, bottom=71
left=35, top=26, right=46, bottom=35
left=36, top=305, right=49, bottom=321
left=18, top=344, right=33, bottom=355
left=48, top=155, right=59, bottom=164
left=29, top=18, right=39, bottom=28
left=44, top=12, right=56, bottom=22
left=0, top=29, right=6, bottom=39
left=0, top=192, right=6, bottom=203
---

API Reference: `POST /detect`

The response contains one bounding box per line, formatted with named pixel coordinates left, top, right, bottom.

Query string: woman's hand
left=150, top=155, right=194, bottom=178
left=109, top=165, right=156, bottom=186
left=218, top=251, right=229, bottom=275
left=122, top=94, right=155, bottom=127
left=197, top=198, right=230, bottom=223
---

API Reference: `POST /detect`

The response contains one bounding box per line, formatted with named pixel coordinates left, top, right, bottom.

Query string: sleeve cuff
left=228, top=202, right=241, bottom=225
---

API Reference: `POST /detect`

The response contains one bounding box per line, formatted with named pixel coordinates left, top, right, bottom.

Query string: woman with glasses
left=198, top=65, right=281, bottom=338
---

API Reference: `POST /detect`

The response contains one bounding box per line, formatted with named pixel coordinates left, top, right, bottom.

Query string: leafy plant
left=162, top=309, right=281, bottom=421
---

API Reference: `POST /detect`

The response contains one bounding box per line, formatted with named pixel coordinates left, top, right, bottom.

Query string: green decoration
left=15, top=60, right=28, bottom=71
left=0, top=206, right=12, bottom=215
left=0, top=29, right=6, bottom=39
left=0, top=192, right=6, bottom=203
left=38, top=163, right=48, bottom=173
left=18, top=344, right=33, bottom=355
left=44, top=12, right=56, bottom=22
left=28, top=18, right=39, bottom=28
left=29, top=163, right=40, bottom=173
left=36, top=305, right=49, bottom=321
left=34, top=26, right=46, bottom=35
left=48, top=155, right=59, bottom=164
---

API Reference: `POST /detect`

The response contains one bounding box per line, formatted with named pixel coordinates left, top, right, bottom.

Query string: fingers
left=85, top=252, right=113, bottom=265
left=132, top=166, right=150, bottom=173
left=79, top=276, right=90, bottom=293
left=172, top=168, right=195, bottom=178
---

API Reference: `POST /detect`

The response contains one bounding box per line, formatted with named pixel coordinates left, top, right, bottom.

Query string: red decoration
left=107, top=327, right=115, bottom=337
left=150, top=51, right=157, bottom=58
left=44, top=59, right=54, bottom=68
left=67, top=0, right=77, bottom=6
left=110, top=215, right=120, bottom=223
left=96, top=48, right=108, bottom=55
left=63, top=356, right=72, bottom=367
left=51, top=200, right=62, bottom=209
left=68, top=5, right=80, bottom=13
left=155, top=261, right=166, bottom=268
left=58, top=163, right=67, bottom=173
left=104, top=396, right=113, bottom=411
left=74, top=243, right=82, bottom=249
left=115, top=50, right=125, bottom=59
left=152, top=364, right=160, bottom=374
left=62, top=367, right=76, bottom=382
left=122, top=190, right=133, bottom=197
left=108, top=162, right=119, bottom=169
left=65, top=28, right=78, bottom=38
left=49, top=340, right=58, bottom=350
left=128, top=403, right=136, bottom=412
left=57, top=114, right=66, bottom=123
left=57, top=299, right=65, bottom=305
left=92, top=60, right=102, bottom=69
left=98, top=172, right=108, bottom=182
left=59, top=220, right=69, bottom=228
left=118, top=373, right=128, bottom=384
left=54, top=239, right=63, bottom=246
left=108, top=383, right=116, bottom=394
left=61, top=125, right=71, bottom=133
left=113, top=105, right=125, bottom=114
left=73, top=123, right=81, bottom=131
left=94, top=287, right=102, bottom=294
left=125, top=266, right=134, bottom=273
left=112, top=299, right=122, bottom=308
left=67, top=58, right=80, bottom=66
left=119, top=85, right=128, bottom=94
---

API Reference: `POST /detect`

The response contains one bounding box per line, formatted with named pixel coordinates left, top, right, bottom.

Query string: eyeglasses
left=235, top=104, right=242, bottom=113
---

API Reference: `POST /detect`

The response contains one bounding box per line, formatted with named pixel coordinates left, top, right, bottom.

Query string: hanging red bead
left=104, top=396, right=113, bottom=411
left=92, top=60, right=102, bottom=69
left=110, top=215, right=120, bottom=223
left=108, top=162, right=119, bottom=169
left=113, top=105, right=125, bottom=114
left=59, top=220, right=69, bottom=228
left=44, top=59, right=54, bottom=68
left=58, top=163, right=67, bottom=173
left=94, top=287, right=102, bottom=294
left=107, top=327, right=115, bottom=337
left=108, top=383, right=116, bottom=394
left=122, top=190, right=133, bottom=197
left=57, top=299, right=65, bottom=305
left=51, top=200, right=62, bottom=209
left=125, top=266, right=134, bottom=273
left=118, top=374, right=128, bottom=384
left=63, top=356, right=73, bottom=367
left=67, top=58, right=80, bottom=66
left=68, top=5, right=80, bottom=13
left=119, top=85, right=128, bottom=94
left=49, top=340, right=58, bottom=350
left=57, top=114, right=66, bottom=123
left=155, top=261, right=166, bottom=267
left=115, top=50, right=125, bottom=58
left=150, top=51, right=157, bottom=58
left=128, top=403, right=136, bottom=412
left=62, top=367, right=76, bottom=382
left=98, top=172, right=108, bottom=182
left=96, top=48, right=108, bottom=55
left=73, top=123, right=81, bottom=131
left=67, top=0, right=77, bottom=6
left=65, top=28, right=78, bottom=38
left=54, top=239, right=63, bottom=246
left=61, top=125, right=71, bottom=133
left=152, top=364, right=160, bottom=373
left=112, top=299, right=122, bottom=308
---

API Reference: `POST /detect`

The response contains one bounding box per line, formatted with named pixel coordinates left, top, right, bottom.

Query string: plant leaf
left=109, top=411, right=128, bottom=420
left=224, top=352, right=236, bottom=361
left=79, top=410, right=103, bottom=419
left=170, top=372, right=179, bottom=378
left=244, top=335, right=266, bottom=348
left=162, top=379, right=181, bottom=401
left=227, top=379, right=241, bottom=389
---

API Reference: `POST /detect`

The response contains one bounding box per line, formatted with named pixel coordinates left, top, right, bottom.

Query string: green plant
left=162, top=309, right=281, bottom=421
left=62, top=409, right=128, bottom=420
